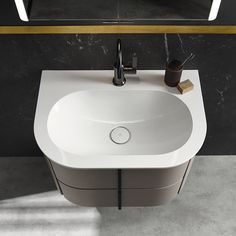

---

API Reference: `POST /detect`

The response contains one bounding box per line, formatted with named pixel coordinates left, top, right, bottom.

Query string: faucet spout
left=113, top=39, right=126, bottom=86
left=113, top=39, right=138, bottom=86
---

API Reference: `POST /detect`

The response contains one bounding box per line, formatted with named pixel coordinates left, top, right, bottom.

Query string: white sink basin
left=48, top=90, right=192, bottom=156
left=34, top=70, right=206, bottom=169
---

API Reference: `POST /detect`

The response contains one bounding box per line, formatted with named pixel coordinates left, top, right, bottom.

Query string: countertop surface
left=34, top=70, right=207, bottom=169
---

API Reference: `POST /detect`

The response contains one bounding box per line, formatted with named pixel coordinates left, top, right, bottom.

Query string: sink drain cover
left=110, top=126, right=131, bottom=144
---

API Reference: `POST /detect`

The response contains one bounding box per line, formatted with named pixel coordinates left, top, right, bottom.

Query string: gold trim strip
left=0, top=25, right=236, bottom=34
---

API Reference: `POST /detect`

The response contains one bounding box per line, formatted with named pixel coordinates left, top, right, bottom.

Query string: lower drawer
left=59, top=182, right=117, bottom=207
left=59, top=181, right=181, bottom=207
left=123, top=183, right=181, bottom=206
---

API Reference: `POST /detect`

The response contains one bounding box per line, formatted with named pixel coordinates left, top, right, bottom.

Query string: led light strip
left=14, top=0, right=29, bottom=22
left=209, top=0, right=222, bottom=21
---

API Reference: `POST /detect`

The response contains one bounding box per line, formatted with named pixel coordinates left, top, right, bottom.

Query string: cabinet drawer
left=50, top=160, right=117, bottom=189
left=122, top=162, right=188, bottom=188
left=59, top=181, right=117, bottom=207
left=49, top=158, right=189, bottom=189
left=122, top=182, right=181, bottom=206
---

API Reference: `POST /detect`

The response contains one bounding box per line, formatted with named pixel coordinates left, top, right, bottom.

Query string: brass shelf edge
left=0, top=25, right=236, bottom=34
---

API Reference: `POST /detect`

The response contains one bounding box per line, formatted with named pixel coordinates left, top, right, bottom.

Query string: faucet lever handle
left=132, top=55, right=138, bottom=70
left=124, top=55, right=138, bottom=74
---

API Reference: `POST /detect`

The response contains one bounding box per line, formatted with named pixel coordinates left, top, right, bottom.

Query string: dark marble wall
left=0, top=34, right=235, bottom=156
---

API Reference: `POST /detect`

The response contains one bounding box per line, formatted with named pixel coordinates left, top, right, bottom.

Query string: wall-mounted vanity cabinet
left=14, top=0, right=222, bottom=23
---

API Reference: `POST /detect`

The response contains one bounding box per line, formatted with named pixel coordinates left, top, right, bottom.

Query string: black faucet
left=113, top=39, right=137, bottom=86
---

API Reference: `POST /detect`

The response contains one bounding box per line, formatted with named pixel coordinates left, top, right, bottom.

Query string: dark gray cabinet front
left=47, top=158, right=193, bottom=207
